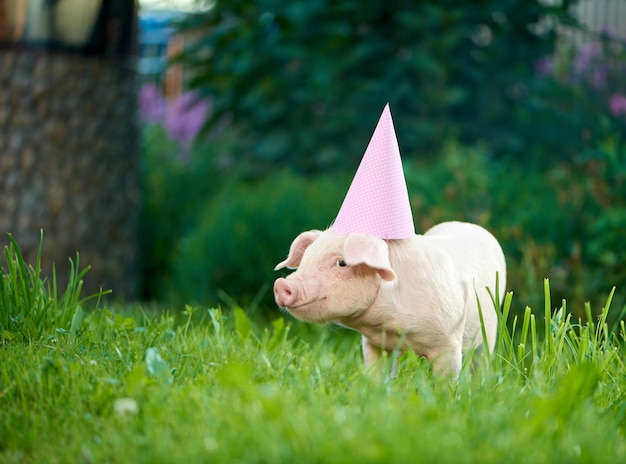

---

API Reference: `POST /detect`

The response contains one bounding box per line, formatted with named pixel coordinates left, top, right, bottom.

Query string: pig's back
left=423, top=221, right=506, bottom=298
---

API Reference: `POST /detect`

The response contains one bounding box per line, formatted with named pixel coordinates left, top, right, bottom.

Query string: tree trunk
left=0, top=1, right=139, bottom=299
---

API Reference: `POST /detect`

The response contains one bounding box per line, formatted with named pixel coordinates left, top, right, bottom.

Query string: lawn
left=1, top=240, right=626, bottom=463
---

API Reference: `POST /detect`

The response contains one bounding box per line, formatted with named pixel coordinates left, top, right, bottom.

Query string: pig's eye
left=336, top=259, right=347, bottom=267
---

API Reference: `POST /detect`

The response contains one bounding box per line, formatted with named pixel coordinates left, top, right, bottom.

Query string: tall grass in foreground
left=0, top=232, right=109, bottom=343
left=1, top=237, right=626, bottom=462
left=480, top=277, right=626, bottom=383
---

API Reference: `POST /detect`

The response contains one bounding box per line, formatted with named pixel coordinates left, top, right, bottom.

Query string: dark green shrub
left=176, top=0, right=577, bottom=174
left=167, top=171, right=349, bottom=308
left=139, top=125, right=233, bottom=300
left=582, top=140, right=626, bottom=302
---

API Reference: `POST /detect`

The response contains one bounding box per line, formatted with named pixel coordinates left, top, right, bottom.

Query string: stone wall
left=0, top=49, right=139, bottom=299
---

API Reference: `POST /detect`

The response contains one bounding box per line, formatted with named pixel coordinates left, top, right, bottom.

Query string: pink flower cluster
left=609, top=94, right=626, bottom=116
left=138, top=83, right=211, bottom=144
left=164, top=92, right=210, bottom=145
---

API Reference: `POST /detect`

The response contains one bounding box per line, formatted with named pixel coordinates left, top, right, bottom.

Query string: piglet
left=273, top=221, right=506, bottom=377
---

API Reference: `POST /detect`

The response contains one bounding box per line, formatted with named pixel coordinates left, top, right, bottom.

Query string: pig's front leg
left=361, top=337, right=398, bottom=379
left=427, top=344, right=463, bottom=378
left=361, top=336, right=382, bottom=369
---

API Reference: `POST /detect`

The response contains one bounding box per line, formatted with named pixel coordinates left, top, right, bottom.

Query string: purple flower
left=574, top=43, right=602, bottom=76
left=589, top=66, right=607, bottom=88
left=164, top=91, right=210, bottom=145
left=572, top=43, right=610, bottom=88
left=534, top=56, right=553, bottom=76
left=609, top=94, right=626, bottom=116
left=138, top=84, right=166, bottom=123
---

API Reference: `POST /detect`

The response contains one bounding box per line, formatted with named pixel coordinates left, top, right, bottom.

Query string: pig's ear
left=343, top=234, right=396, bottom=282
left=274, top=230, right=322, bottom=270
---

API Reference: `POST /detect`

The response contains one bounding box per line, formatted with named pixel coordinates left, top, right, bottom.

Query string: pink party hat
left=332, top=104, right=415, bottom=239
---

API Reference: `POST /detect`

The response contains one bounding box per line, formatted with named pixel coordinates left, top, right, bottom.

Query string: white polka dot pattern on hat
left=332, top=104, right=416, bottom=239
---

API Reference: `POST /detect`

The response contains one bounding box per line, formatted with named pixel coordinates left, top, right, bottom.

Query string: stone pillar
left=0, top=49, right=139, bottom=299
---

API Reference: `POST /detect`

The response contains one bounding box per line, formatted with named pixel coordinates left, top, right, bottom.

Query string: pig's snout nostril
left=274, top=278, right=298, bottom=307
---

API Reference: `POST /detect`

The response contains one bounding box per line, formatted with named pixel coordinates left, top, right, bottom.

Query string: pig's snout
left=274, top=278, right=298, bottom=308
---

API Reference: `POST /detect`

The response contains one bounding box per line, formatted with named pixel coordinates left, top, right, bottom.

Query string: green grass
left=2, top=241, right=626, bottom=463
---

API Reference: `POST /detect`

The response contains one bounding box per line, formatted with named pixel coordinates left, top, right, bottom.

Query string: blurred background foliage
left=139, top=0, right=626, bottom=319
left=177, top=0, right=582, bottom=174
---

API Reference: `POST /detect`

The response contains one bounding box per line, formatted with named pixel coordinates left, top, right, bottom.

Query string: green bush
left=167, top=171, right=349, bottom=308
left=139, top=125, right=233, bottom=300
left=582, top=140, right=626, bottom=301
left=176, top=0, right=580, bottom=174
